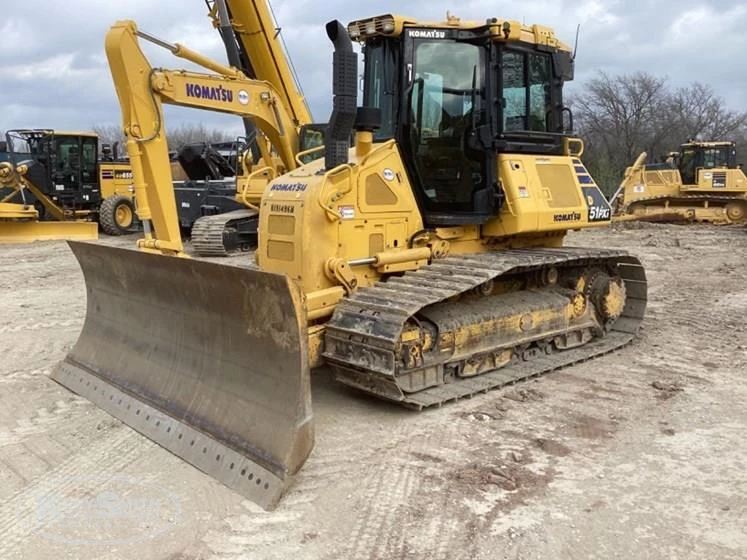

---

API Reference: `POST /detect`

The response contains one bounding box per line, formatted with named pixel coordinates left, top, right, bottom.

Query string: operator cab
left=677, top=141, right=738, bottom=185
left=5, top=130, right=100, bottom=209
left=350, top=14, right=575, bottom=226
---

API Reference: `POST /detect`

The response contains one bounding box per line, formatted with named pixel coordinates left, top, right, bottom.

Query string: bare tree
left=91, top=122, right=236, bottom=154
left=666, top=83, right=747, bottom=141
left=91, top=124, right=126, bottom=148
left=572, top=72, right=669, bottom=192
left=163, top=123, right=236, bottom=150
left=572, top=71, right=747, bottom=195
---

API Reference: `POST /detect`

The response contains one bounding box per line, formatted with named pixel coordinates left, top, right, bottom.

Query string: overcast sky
left=2, top=0, right=745, bottom=137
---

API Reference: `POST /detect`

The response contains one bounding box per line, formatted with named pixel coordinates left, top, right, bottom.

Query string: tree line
left=572, top=71, right=747, bottom=196
left=67, top=70, right=747, bottom=197
left=91, top=123, right=236, bottom=155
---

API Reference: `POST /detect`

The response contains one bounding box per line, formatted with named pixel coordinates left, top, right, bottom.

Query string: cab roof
left=681, top=141, right=735, bottom=149
left=7, top=129, right=98, bottom=139
left=347, top=12, right=572, bottom=52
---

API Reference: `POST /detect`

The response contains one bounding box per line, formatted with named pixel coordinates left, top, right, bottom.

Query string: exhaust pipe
left=324, top=20, right=357, bottom=170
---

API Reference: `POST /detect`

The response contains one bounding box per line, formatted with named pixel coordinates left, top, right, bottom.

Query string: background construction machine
left=611, top=140, right=747, bottom=224
left=53, top=12, right=647, bottom=511
left=179, top=0, right=326, bottom=255
left=0, top=159, right=98, bottom=242
left=0, top=129, right=139, bottom=242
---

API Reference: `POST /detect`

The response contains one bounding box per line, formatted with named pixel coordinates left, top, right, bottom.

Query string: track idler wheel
left=725, top=201, right=746, bottom=223
left=586, top=272, right=627, bottom=323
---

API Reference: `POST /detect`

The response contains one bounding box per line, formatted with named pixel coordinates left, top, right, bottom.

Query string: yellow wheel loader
left=53, top=13, right=647, bottom=510
left=611, top=140, right=747, bottom=224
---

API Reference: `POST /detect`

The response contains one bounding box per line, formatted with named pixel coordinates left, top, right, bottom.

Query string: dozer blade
left=52, top=241, right=312, bottom=510
left=0, top=221, right=98, bottom=243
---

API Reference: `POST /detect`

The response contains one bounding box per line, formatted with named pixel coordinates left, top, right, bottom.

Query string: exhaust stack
left=324, top=20, right=357, bottom=170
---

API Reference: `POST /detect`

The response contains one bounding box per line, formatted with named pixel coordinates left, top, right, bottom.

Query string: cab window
left=502, top=50, right=553, bottom=132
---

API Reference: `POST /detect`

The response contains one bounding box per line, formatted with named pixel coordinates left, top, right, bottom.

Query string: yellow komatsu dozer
left=0, top=161, right=98, bottom=243
left=53, top=13, right=647, bottom=510
left=611, top=141, right=747, bottom=224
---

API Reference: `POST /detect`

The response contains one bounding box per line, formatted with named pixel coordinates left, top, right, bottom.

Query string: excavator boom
left=216, top=0, right=313, bottom=127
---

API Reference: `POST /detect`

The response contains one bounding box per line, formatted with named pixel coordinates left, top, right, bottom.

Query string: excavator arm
left=210, top=0, right=313, bottom=127
left=105, top=20, right=300, bottom=254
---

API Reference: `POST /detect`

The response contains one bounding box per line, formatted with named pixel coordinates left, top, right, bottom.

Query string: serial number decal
left=588, top=205, right=611, bottom=221
left=270, top=204, right=295, bottom=214
left=269, top=182, right=307, bottom=192
left=553, top=211, right=581, bottom=222
left=582, top=186, right=612, bottom=222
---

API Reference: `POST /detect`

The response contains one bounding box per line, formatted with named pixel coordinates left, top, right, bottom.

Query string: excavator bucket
left=0, top=220, right=98, bottom=243
left=52, top=241, right=313, bottom=510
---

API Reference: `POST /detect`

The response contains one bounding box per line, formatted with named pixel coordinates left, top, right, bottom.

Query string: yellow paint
left=0, top=221, right=98, bottom=243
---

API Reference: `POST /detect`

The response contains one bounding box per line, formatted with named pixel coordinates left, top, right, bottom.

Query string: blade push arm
left=105, top=20, right=300, bottom=254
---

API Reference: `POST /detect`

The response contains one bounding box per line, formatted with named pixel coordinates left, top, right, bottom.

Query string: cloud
left=1, top=0, right=746, bottom=135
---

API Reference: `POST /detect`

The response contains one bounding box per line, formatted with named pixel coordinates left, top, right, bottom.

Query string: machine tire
left=99, top=195, right=136, bottom=236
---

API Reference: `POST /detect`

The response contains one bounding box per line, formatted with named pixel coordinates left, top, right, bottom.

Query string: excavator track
left=190, top=209, right=259, bottom=256
left=323, top=248, right=647, bottom=409
left=619, top=194, right=747, bottom=224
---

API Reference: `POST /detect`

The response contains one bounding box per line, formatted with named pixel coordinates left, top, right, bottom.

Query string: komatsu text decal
left=186, top=83, right=234, bottom=103
left=270, top=182, right=307, bottom=192
left=407, top=29, right=447, bottom=39
left=553, top=211, right=581, bottom=223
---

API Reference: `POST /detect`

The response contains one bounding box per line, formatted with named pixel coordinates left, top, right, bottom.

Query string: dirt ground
left=0, top=223, right=745, bottom=560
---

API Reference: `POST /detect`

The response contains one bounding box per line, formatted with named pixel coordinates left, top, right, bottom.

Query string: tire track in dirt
left=0, top=368, right=52, bottom=385
left=0, top=427, right=149, bottom=555
left=336, top=458, right=419, bottom=560
left=0, top=397, right=91, bottom=448
left=0, top=319, right=83, bottom=335
left=197, top=420, right=378, bottom=559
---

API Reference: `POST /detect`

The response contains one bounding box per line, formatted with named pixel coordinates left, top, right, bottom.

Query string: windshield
left=698, top=147, right=730, bottom=169
left=411, top=41, right=484, bottom=144
left=6, top=132, right=45, bottom=156
left=362, top=38, right=398, bottom=140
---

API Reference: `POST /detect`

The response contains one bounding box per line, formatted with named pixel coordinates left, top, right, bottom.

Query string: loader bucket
left=0, top=220, right=98, bottom=243
left=52, top=241, right=313, bottom=510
